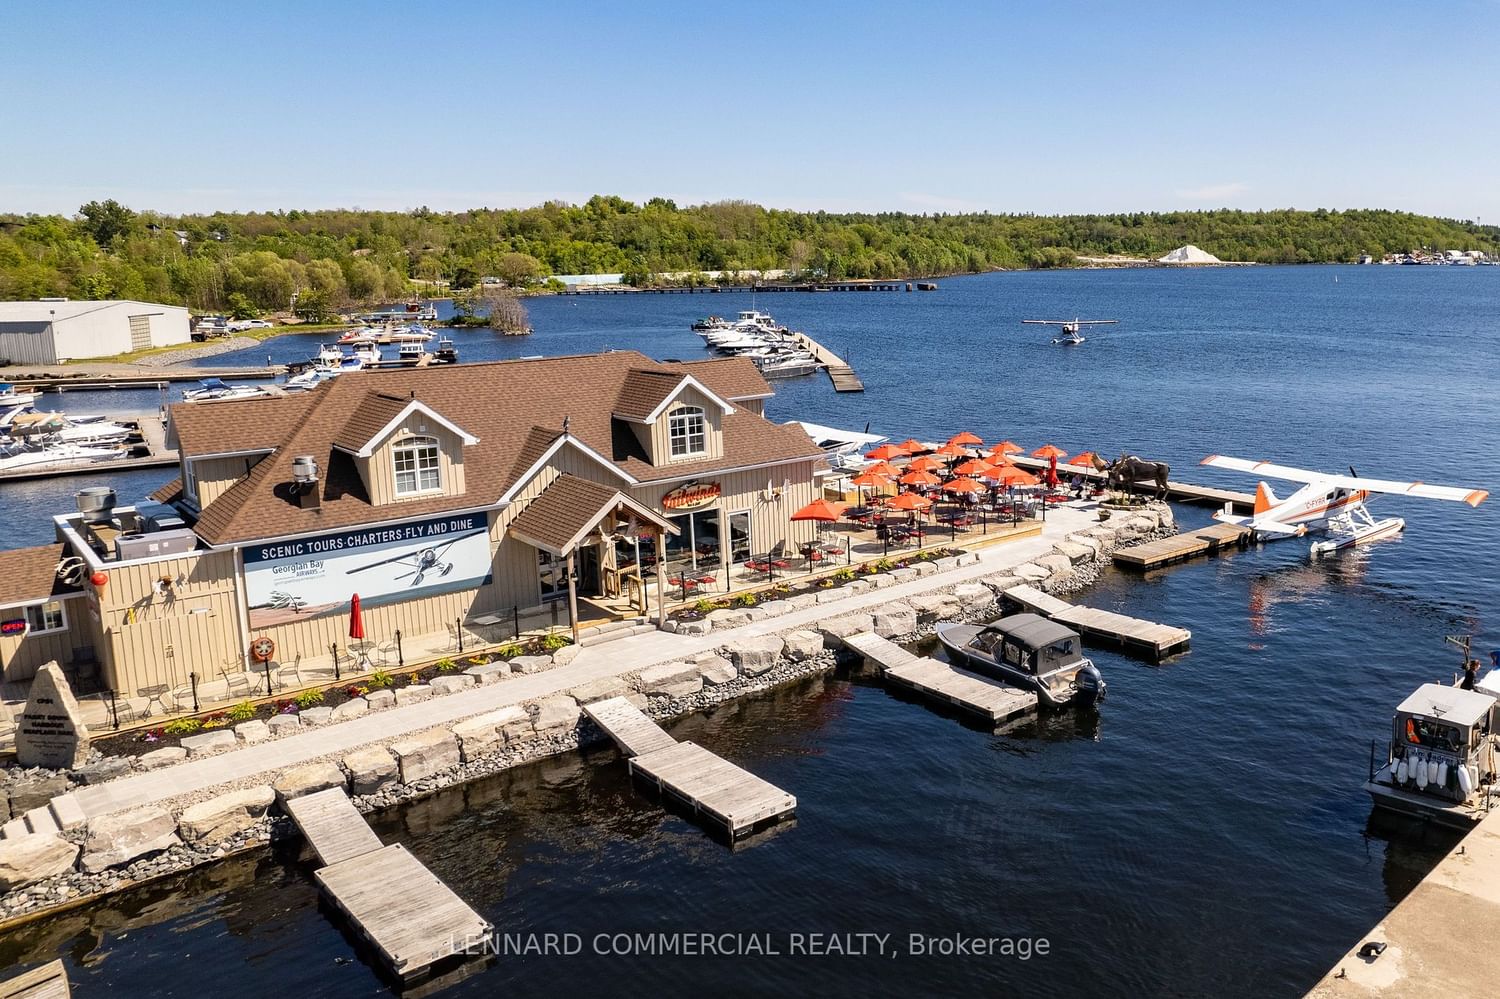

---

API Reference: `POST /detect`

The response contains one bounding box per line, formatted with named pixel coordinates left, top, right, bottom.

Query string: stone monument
left=15, top=661, right=90, bottom=769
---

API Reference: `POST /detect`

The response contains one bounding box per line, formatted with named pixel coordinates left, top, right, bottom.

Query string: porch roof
left=508, top=473, right=678, bottom=556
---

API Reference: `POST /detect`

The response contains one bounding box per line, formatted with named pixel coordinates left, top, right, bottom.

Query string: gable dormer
left=332, top=391, right=478, bottom=504
left=612, top=369, right=734, bottom=466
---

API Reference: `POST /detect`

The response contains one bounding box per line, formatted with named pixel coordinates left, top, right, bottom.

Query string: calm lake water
left=2, top=267, right=1496, bottom=997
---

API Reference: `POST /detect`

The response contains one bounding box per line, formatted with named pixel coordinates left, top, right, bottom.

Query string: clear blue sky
left=3, top=1, right=1497, bottom=219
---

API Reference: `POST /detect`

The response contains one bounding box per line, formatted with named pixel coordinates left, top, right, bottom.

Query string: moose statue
left=1090, top=453, right=1171, bottom=501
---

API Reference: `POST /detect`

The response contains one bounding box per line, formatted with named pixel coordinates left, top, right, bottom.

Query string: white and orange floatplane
left=1200, top=455, right=1489, bottom=555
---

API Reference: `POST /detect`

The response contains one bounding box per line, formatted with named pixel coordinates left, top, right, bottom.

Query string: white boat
left=182, top=378, right=271, bottom=402
left=397, top=342, right=424, bottom=364
left=0, top=383, right=38, bottom=407
left=383, top=325, right=435, bottom=344
left=337, top=326, right=382, bottom=345
left=0, top=441, right=128, bottom=472
left=4, top=410, right=133, bottom=445
left=936, top=614, right=1107, bottom=708
left=351, top=342, right=384, bottom=366
left=1366, top=678, right=1500, bottom=827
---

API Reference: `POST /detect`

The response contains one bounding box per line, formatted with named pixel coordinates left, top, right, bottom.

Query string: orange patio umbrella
left=897, top=438, right=927, bottom=453
left=865, top=460, right=900, bottom=477
left=935, top=442, right=974, bottom=459
left=865, top=444, right=908, bottom=462
left=899, top=469, right=941, bottom=487
left=947, top=431, right=983, bottom=447
left=990, top=440, right=1023, bottom=455
left=944, top=477, right=985, bottom=494
left=791, top=498, right=845, bottom=522
left=1067, top=451, right=1101, bottom=469
left=953, top=458, right=994, bottom=477
left=885, top=491, right=933, bottom=511
left=850, top=470, right=892, bottom=488
left=993, top=466, right=1040, bottom=487
left=1031, top=444, right=1068, bottom=460
left=908, top=455, right=944, bottom=472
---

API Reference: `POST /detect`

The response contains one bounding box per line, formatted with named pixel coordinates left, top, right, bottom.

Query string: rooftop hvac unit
left=115, top=528, right=198, bottom=561
left=134, top=501, right=186, bottom=533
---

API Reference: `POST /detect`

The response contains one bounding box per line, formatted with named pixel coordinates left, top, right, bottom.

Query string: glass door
left=728, top=511, right=752, bottom=563
left=538, top=550, right=567, bottom=601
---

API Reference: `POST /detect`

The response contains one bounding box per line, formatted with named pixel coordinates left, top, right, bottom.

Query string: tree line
left=1, top=197, right=1494, bottom=312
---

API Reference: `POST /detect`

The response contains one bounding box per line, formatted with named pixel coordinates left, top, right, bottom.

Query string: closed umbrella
left=349, top=593, right=367, bottom=670
left=1032, top=444, right=1067, bottom=489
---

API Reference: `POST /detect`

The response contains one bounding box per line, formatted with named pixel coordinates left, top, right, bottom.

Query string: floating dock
left=1003, top=584, right=1191, bottom=660
left=1112, top=522, right=1252, bottom=571
left=0, top=412, right=179, bottom=483
left=1008, top=456, right=1255, bottom=511
left=560, top=281, right=907, bottom=295
left=15, top=366, right=283, bottom=391
left=583, top=696, right=796, bottom=841
left=0, top=959, right=69, bottom=999
left=844, top=632, right=1038, bottom=725
left=791, top=333, right=864, bottom=392
left=285, top=787, right=491, bottom=983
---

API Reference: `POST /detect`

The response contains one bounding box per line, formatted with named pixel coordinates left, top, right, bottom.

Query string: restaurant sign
left=243, top=512, right=493, bottom=628
left=661, top=480, right=720, bottom=511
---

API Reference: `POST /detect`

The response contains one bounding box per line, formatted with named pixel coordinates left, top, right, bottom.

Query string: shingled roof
left=508, top=473, right=675, bottom=555
left=0, top=544, right=79, bottom=608
left=166, top=351, right=823, bottom=546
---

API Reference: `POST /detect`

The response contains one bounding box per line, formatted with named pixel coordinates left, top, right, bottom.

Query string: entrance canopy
left=509, top=473, right=677, bottom=557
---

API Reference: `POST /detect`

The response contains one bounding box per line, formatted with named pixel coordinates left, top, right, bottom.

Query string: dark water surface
left=1, top=267, right=1495, bottom=997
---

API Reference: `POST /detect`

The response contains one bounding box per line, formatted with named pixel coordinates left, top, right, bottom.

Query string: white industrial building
left=0, top=299, right=191, bottom=364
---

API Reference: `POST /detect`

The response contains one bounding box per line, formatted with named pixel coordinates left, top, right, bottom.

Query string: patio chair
left=96, top=691, right=134, bottom=727
left=275, top=659, right=302, bottom=691
left=376, top=641, right=398, bottom=666
left=219, top=669, right=253, bottom=700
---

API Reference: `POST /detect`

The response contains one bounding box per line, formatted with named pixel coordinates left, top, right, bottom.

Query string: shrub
left=202, top=711, right=229, bottom=729
left=541, top=632, right=571, bottom=652
left=227, top=700, right=257, bottom=723
left=875, top=558, right=895, bottom=572
left=345, top=685, right=369, bottom=699
left=435, top=657, right=461, bottom=672
left=367, top=669, right=394, bottom=689
left=466, top=655, right=489, bottom=666
left=294, top=689, right=325, bottom=709
left=693, top=598, right=718, bottom=614
left=497, top=642, right=524, bottom=659
left=163, top=718, right=202, bottom=736
left=734, top=592, right=757, bottom=607
left=832, top=568, right=855, bottom=583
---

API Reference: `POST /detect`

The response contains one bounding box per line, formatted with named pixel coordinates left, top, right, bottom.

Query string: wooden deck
left=585, top=696, right=796, bottom=841
left=884, top=657, right=1038, bottom=724
left=283, top=787, right=385, bottom=866
left=1112, top=522, right=1252, bottom=570
left=285, top=787, right=491, bottom=982
left=629, top=741, right=797, bottom=839
left=315, top=844, right=493, bottom=980
left=582, top=696, right=677, bottom=757
left=1008, top=457, right=1255, bottom=510
left=793, top=332, right=864, bottom=392
left=1004, top=584, right=1191, bottom=661
left=844, top=632, right=1038, bottom=725
left=0, top=959, right=69, bottom=999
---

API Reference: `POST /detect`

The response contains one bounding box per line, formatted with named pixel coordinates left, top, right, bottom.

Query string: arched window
left=393, top=435, right=441, bottom=495
left=668, top=405, right=706, bottom=457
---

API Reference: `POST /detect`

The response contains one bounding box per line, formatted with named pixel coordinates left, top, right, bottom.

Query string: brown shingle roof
left=331, top=391, right=411, bottom=453
left=613, top=369, right=686, bottom=422
left=508, top=474, right=632, bottom=554
left=0, top=544, right=78, bottom=607
left=173, top=351, right=823, bottom=546
left=677, top=357, right=775, bottom=398
left=150, top=477, right=183, bottom=504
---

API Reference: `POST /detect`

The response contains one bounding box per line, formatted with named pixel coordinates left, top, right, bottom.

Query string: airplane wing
left=1213, top=510, right=1306, bottom=535
left=1201, top=456, right=1488, bottom=507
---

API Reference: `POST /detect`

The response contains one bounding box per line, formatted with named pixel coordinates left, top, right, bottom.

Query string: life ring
left=250, top=636, right=276, bottom=662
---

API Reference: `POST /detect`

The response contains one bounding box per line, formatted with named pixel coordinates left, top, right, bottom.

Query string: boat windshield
left=1404, top=716, right=1462, bottom=752
left=969, top=630, right=1003, bottom=655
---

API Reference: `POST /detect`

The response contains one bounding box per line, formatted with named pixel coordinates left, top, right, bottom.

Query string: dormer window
left=668, top=405, right=706, bottom=458
left=393, top=435, right=441, bottom=495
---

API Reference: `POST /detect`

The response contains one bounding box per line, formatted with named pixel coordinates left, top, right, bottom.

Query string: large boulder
left=1063, top=534, right=1103, bottom=557
left=298, top=706, right=334, bottom=728
left=638, top=661, right=702, bottom=694
left=887, top=567, right=919, bottom=583
left=550, top=644, right=584, bottom=667
left=452, top=711, right=512, bottom=761
left=675, top=618, right=713, bottom=637
left=727, top=636, right=786, bottom=676
left=464, top=662, right=510, bottom=685
left=331, top=698, right=369, bottom=722
left=235, top=719, right=271, bottom=745
left=1011, top=562, right=1051, bottom=582
left=365, top=689, right=397, bottom=711
left=73, top=757, right=131, bottom=786
left=431, top=675, right=476, bottom=696
left=394, top=685, right=433, bottom=707
left=979, top=573, right=1025, bottom=595
left=817, top=614, right=874, bottom=649
left=343, top=747, right=399, bottom=796
left=951, top=583, right=994, bottom=612
left=569, top=676, right=632, bottom=704
left=1035, top=554, right=1073, bottom=576
left=781, top=630, right=825, bottom=662
left=273, top=761, right=346, bottom=803
left=0, top=833, right=79, bottom=890
left=698, top=657, right=738, bottom=686
left=1052, top=541, right=1096, bottom=564
left=784, top=593, right=820, bottom=610
left=81, top=806, right=180, bottom=873
left=389, top=729, right=461, bottom=784
left=872, top=603, right=918, bottom=638
left=509, top=655, right=552, bottom=675
left=1041, top=567, right=1077, bottom=594
left=533, top=695, right=581, bottom=732
left=136, top=746, right=188, bottom=771
left=267, top=715, right=301, bottom=738
left=177, top=786, right=274, bottom=845
left=6, top=774, right=69, bottom=814
left=706, top=608, right=753, bottom=628
left=909, top=593, right=960, bottom=622
left=180, top=729, right=237, bottom=757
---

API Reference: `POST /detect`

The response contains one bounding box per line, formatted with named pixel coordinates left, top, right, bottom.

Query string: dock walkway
left=844, top=632, right=1038, bottom=725
left=284, top=787, right=491, bottom=983
left=792, top=333, right=864, bottom=392
left=583, top=696, right=796, bottom=840
left=1113, top=522, right=1252, bottom=571
left=1003, top=584, right=1191, bottom=660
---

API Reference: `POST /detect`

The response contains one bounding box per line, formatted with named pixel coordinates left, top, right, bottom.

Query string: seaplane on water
left=1020, top=318, right=1118, bottom=345
left=1200, top=455, right=1489, bottom=554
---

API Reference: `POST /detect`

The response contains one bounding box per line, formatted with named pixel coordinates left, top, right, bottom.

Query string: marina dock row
left=791, top=332, right=864, bottom=392
left=583, top=696, right=797, bottom=841
left=560, top=281, right=923, bottom=295
left=284, top=787, right=492, bottom=984
left=844, top=632, right=1038, bottom=725
left=1002, top=584, right=1192, bottom=660
left=1112, top=522, right=1252, bottom=571
left=0, top=412, right=179, bottom=483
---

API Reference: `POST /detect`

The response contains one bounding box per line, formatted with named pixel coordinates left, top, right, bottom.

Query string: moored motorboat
left=433, top=337, right=458, bottom=363
left=1365, top=677, right=1499, bottom=827
left=936, top=613, right=1106, bottom=707
left=0, top=440, right=128, bottom=472
left=183, top=377, right=271, bottom=402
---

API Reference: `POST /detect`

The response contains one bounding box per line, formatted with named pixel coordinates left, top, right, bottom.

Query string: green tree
left=77, top=199, right=137, bottom=247
left=226, top=292, right=258, bottom=320
left=496, top=251, right=545, bottom=287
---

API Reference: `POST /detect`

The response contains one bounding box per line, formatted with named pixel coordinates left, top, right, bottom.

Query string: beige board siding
left=629, top=460, right=819, bottom=559
left=0, top=597, right=88, bottom=684
left=191, top=454, right=264, bottom=508
left=106, top=602, right=237, bottom=697
left=648, top=387, right=725, bottom=464
left=361, top=415, right=468, bottom=506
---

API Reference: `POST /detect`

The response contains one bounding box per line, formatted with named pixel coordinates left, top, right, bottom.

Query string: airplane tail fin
left=1254, top=481, right=1278, bottom=516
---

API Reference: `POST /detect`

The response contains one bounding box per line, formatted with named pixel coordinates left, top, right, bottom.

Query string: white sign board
left=244, top=512, right=492, bottom=628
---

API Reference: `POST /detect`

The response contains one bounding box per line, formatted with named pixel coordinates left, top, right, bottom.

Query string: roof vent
left=291, top=455, right=321, bottom=510
left=75, top=486, right=117, bottom=524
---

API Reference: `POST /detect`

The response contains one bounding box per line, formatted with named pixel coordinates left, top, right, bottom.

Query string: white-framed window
left=26, top=600, right=67, bottom=634
left=667, top=406, right=706, bottom=458
left=182, top=459, right=198, bottom=503
left=393, top=435, right=441, bottom=495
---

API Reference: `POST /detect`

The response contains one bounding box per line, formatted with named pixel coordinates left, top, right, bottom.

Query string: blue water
left=1, top=267, right=1495, bottom=997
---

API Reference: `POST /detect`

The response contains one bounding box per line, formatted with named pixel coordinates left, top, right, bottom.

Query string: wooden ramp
left=630, top=741, right=798, bottom=840
left=844, top=632, right=1038, bottom=726
left=1004, top=584, right=1191, bottom=661
left=582, top=697, right=677, bottom=757
left=885, top=657, right=1038, bottom=724
left=0, top=960, right=68, bottom=999
left=794, top=332, right=864, bottom=392
left=586, top=696, right=796, bottom=841
left=283, top=787, right=385, bottom=866
left=285, top=787, right=491, bottom=983
left=1113, top=522, right=1251, bottom=570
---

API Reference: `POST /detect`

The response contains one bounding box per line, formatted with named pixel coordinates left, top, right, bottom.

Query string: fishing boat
left=936, top=614, right=1107, bottom=707
left=433, top=337, right=458, bottom=364
left=396, top=342, right=425, bottom=365
left=1365, top=676, right=1500, bottom=827
left=0, top=440, right=128, bottom=472
left=182, top=378, right=270, bottom=402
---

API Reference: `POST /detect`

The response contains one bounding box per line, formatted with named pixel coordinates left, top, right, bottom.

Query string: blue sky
left=3, top=1, right=1497, bottom=219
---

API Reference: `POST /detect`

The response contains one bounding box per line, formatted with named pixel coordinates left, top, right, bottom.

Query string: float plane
left=1020, top=318, right=1118, bottom=345
left=1200, top=456, right=1488, bottom=554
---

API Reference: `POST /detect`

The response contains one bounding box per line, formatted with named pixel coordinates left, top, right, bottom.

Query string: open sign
left=1, top=619, right=26, bottom=636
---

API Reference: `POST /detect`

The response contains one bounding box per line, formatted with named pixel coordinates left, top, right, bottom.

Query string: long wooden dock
left=792, top=332, right=864, bottom=392
left=0, top=960, right=69, bottom=999
left=844, top=632, right=1039, bottom=725
left=0, top=412, right=180, bottom=483
left=1003, top=584, right=1191, bottom=660
left=583, top=697, right=796, bottom=841
left=1008, top=456, right=1255, bottom=510
left=1112, top=522, right=1252, bottom=570
left=285, top=787, right=491, bottom=983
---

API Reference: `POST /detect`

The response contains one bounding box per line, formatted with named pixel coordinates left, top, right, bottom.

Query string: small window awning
left=508, top=473, right=678, bottom=556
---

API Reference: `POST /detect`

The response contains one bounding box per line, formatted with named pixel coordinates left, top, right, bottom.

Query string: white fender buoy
left=1428, top=759, right=1441, bottom=786
left=1436, top=761, right=1448, bottom=788
left=1397, top=758, right=1409, bottom=784
left=1457, top=765, right=1475, bottom=797
left=1415, top=756, right=1428, bottom=789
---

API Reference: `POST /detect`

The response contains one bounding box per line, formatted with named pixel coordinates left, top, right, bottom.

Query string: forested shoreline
left=2, top=197, right=1494, bottom=315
